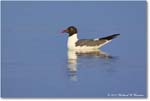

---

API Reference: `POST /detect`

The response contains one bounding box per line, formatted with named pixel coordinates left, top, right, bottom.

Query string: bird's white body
left=67, top=34, right=111, bottom=50
left=67, top=34, right=78, bottom=49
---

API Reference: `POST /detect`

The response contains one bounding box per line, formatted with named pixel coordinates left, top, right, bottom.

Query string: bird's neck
left=67, top=34, right=78, bottom=49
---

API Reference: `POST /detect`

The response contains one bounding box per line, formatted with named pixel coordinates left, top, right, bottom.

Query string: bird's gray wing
left=75, top=39, right=107, bottom=46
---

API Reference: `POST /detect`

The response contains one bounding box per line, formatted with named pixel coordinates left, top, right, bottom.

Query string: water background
left=1, top=1, right=147, bottom=98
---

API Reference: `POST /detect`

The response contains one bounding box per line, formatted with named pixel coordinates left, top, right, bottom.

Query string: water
left=1, top=1, right=147, bottom=98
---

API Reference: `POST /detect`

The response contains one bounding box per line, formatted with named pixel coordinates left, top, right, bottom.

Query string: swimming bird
left=62, top=26, right=120, bottom=50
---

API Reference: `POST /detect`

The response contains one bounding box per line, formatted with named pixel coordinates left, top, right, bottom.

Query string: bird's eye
left=69, top=28, right=73, bottom=31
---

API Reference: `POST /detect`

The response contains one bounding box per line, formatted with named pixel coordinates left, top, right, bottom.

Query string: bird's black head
left=62, top=26, right=78, bottom=36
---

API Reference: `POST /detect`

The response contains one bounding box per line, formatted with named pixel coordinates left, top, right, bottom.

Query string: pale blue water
left=1, top=1, right=147, bottom=98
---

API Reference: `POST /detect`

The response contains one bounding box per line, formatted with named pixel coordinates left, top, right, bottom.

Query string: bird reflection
left=67, top=49, right=112, bottom=81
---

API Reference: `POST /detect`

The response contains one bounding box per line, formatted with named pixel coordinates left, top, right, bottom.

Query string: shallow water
left=1, top=1, right=147, bottom=98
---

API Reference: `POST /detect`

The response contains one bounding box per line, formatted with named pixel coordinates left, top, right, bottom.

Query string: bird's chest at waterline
left=67, top=34, right=78, bottom=49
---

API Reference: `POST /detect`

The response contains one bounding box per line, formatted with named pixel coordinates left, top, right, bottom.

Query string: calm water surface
left=2, top=1, right=146, bottom=98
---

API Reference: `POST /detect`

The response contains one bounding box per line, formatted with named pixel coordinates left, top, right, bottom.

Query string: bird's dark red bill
left=61, top=29, right=68, bottom=33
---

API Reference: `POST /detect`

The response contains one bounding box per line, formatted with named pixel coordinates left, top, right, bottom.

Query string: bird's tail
left=99, top=34, right=120, bottom=40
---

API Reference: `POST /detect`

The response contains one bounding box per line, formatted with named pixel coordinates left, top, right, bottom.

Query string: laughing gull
left=62, top=26, right=120, bottom=50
